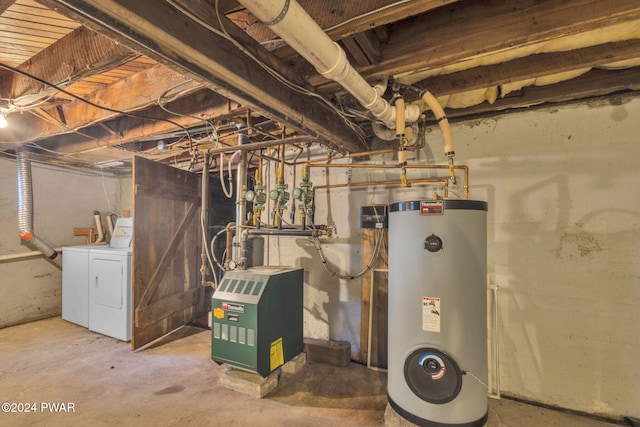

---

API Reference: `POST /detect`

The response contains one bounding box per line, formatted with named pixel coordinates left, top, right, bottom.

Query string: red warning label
left=422, top=297, right=441, bottom=332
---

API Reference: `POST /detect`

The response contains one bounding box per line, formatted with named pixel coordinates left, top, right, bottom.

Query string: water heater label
left=422, top=297, right=441, bottom=332
left=420, top=201, right=444, bottom=215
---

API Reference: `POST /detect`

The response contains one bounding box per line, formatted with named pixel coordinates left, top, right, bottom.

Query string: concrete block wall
left=0, top=158, right=125, bottom=328
left=263, top=95, right=640, bottom=418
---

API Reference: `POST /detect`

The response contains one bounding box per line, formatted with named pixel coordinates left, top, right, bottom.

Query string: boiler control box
left=360, top=205, right=388, bottom=229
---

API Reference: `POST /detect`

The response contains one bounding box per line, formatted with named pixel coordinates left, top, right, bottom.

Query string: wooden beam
left=242, top=0, right=459, bottom=59
left=31, top=89, right=239, bottom=161
left=354, top=31, right=382, bottom=65
left=0, top=0, right=16, bottom=15
left=444, top=67, right=640, bottom=119
left=170, top=0, right=311, bottom=90
left=341, top=37, right=371, bottom=67
left=207, top=0, right=241, bottom=14
left=38, top=0, right=363, bottom=152
left=311, top=0, right=640, bottom=91
left=414, top=39, right=640, bottom=97
left=0, top=26, right=136, bottom=105
left=2, top=64, right=204, bottom=142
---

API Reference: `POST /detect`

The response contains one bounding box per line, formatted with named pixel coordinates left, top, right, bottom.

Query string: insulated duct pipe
left=237, top=0, right=419, bottom=130
left=16, top=151, right=60, bottom=267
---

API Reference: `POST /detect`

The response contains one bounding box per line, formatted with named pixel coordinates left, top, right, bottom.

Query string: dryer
left=88, top=245, right=132, bottom=341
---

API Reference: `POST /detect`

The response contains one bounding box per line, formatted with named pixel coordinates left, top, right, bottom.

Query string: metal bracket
left=264, top=0, right=290, bottom=26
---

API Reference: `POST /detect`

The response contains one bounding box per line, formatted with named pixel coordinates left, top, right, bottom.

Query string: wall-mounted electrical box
left=361, top=205, right=388, bottom=229
left=211, top=266, right=303, bottom=377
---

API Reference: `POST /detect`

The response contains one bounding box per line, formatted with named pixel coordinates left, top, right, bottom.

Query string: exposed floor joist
left=414, top=39, right=640, bottom=97
left=38, top=0, right=364, bottom=152
left=33, top=88, right=240, bottom=162
left=0, top=25, right=136, bottom=106
left=309, top=0, right=640, bottom=91
left=242, top=0, right=460, bottom=58
left=445, top=67, right=640, bottom=119
left=3, top=64, right=202, bottom=142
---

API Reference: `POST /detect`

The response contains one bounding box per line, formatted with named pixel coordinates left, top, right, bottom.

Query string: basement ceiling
left=0, top=0, right=639, bottom=171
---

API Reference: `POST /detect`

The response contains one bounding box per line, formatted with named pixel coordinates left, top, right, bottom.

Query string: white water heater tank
left=388, top=200, right=488, bottom=426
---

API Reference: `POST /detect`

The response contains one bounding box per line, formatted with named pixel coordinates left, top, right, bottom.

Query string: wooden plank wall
left=131, top=156, right=204, bottom=350
left=358, top=228, right=388, bottom=368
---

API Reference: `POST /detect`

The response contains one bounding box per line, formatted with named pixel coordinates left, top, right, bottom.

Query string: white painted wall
left=0, top=158, right=126, bottom=328
left=456, top=97, right=640, bottom=419
left=258, top=95, right=640, bottom=418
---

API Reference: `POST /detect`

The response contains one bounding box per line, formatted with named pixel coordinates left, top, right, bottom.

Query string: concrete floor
left=0, top=318, right=622, bottom=427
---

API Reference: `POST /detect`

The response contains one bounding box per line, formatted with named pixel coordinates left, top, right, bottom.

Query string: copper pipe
left=313, top=178, right=450, bottom=198
left=302, top=147, right=412, bottom=165
left=306, top=163, right=469, bottom=199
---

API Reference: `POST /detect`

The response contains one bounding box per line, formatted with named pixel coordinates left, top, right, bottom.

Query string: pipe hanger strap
left=264, top=0, right=290, bottom=26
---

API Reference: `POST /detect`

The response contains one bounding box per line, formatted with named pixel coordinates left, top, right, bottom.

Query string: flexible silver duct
left=16, top=151, right=60, bottom=264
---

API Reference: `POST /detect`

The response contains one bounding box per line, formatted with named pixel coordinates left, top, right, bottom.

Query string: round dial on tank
left=424, top=234, right=443, bottom=252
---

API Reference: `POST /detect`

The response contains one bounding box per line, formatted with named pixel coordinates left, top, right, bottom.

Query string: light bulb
left=0, top=114, right=7, bottom=128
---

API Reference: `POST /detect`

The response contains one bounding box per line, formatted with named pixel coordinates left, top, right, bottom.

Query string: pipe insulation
left=16, top=151, right=59, bottom=264
left=421, top=90, right=455, bottom=159
left=237, top=0, right=419, bottom=130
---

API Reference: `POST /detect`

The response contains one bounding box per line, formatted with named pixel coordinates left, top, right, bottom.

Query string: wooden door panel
left=132, top=156, right=204, bottom=350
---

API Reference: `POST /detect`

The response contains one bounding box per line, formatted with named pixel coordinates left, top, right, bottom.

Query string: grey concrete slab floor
left=0, top=318, right=622, bottom=427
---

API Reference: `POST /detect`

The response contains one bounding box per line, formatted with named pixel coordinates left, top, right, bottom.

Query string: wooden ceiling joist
left=445, top=67, right=640, bottom=119
left=42, top=88, right=240, bottom=156
left=0, top=25, right=136, bottom=105
left=311, top=0, right=640, bottom=91
left=415, top=39, right=640, bottom=98
left=1, top=64, right=203, bottom=142
left=37, top=0, right=364, bottom=152
left=242, top=0, right=460, bottom=59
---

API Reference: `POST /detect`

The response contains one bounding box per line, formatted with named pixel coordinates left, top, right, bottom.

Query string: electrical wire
left=167, top=0, right=368, bottom=148
left=201, top=212, right=218, bottom=287
left=157, top=79, right=217, bottom=130
left=311, top=226, right=384, bottom=281
left=219, top=151, right=238, bottom=198
left=0, top=62, right=195, bottom=154
left=99, top=166, right=120, bottom=216
left=210, top=226, right=229, bottom=271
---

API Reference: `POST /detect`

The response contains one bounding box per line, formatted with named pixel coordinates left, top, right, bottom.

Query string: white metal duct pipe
left=16, top=151, right=60, bottom=267
left=237, top=0, right=419, bottom=130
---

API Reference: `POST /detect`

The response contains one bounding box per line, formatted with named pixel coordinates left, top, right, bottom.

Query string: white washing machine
left=61, top=218, right=133, bottom=341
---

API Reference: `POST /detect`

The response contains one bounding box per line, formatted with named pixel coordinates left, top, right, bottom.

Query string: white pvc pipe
left=94, top=211, right=104, bottom=244
left=237, top=0, right=419, bottom=130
